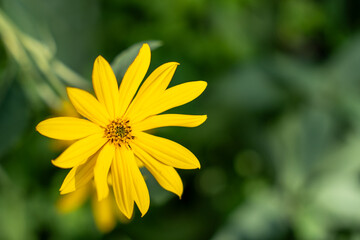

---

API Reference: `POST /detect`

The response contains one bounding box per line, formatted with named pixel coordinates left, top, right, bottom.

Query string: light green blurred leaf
left=0, top=190, right=30, bottom=240
left=326, top=34, right=360, bottom=86
left=268, top=109, right=335, bottom=193
left=212, top=188, right=287, bottom=240
left=0, top=165, right=31, bottom=240
left=214, top=63, right=283, bottom=112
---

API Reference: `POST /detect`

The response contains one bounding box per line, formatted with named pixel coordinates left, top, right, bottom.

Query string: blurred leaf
left=111, top=40, right=162, bottom=82
left=0, top=187, right=29, bottom=240
left=2, top=0, right=56, bottom=53
left=212, top=188, right=287, bottom=240
left=0, top=0, right=96, bottom=110
left=326, top=34, right=360, bottom=86
left=268, top=109, right=335, bottom=193
left=0, top=165, right=30, bottom=240
left=0, top=61, right=16, bottom=105
left=52, top=60, right=90, bottom=90
left=278, top=0, right=325, bottom=47
left=214, top=63, right=283, bottom=112
left=265, top=107, right=360, bottom=239
left=292, top=204, right=328, bottom=240
left=309, top=133, right=360, bottom=222
left=0, top=83, right=30, bottom=158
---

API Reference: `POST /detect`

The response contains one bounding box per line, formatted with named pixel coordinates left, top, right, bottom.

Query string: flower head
left=36, top=44, right=207, bottom=218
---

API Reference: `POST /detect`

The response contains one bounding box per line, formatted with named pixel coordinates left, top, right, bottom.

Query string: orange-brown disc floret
left=104, top=119, right=134, bottom=147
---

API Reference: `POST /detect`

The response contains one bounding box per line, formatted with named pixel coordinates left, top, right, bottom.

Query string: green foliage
left=1, top=0, right=360, bottom=239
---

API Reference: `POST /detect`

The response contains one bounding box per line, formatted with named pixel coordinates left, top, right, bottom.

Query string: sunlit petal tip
left=187, top=159, right=201, bottom=169
left=162, top=62, right=180, bottom=71
left=140, top=43, right=151, bottom=52
left=35, top=123, right=41, bottom=132
left=134, top=132, right=201, bottom=169
left=195, top=162, right=201, bottom=169
left=51, top=159, right=82, bottom=169
left=59, top=181, right=68, bottom=192
left=199, top=80, right=208, bottom=91
left=51, top=158, right=67, bottom=168
left=199, top=115, right=207, bottom=125
left=136, top=43, right=151, bottom=62
left=60, top=189, right=71, bottom=195
left=122, top=210, right=134, bottom=220
left=95, top=55, right=105, bottom=62
left=190, top=157, right=201, bottom=169
left=51, top=159, right=59, bottom=167
left=167, top=61, right=180, bottom=67
left=140, top=210, right=148, bottom=217
left=175, top=186, right=183, bottom=199
left=168, top=62, right=180, bottom=71
left=118, top=42, right=152, bottom=116
left=92, top=55, right=120, bottom=119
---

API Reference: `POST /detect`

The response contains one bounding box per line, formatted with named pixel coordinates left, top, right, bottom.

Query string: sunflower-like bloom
left=36, top=44, right=207, bottom=218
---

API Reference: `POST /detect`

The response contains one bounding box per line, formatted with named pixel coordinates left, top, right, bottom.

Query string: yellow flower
left=36, top=43, right=207, bottom=218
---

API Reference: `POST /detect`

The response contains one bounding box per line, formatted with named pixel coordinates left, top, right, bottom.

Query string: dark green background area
left=1, top=0, right=360, bottom=239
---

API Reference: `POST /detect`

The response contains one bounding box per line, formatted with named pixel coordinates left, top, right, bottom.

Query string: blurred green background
left=1, top=0, right=360, bottom=239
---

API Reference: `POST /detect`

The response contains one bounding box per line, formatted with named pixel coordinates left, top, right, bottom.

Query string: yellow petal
left=57, top=184, right=90, bottom=213
left=67, top=87, right=111, bottom=127
left=133, top=81, right=207, bottom=123
left=124, top=147, right=150, bottom=216
left=92, top=56, right=120, bottom=118
left=59, top=149, right=98, bottom=194
left=133, top=132, right=200, bottom=169
left=125, top=62, right=179, bottom=119
left=132, top=114, right=207, bottom=132
left=52, top=133, right=107, bottom=169
left=91, top=194, right=117, bottom=233
left=111, top=147, right=134, bottom=219
left=94, top=142, right=115, bottom=201
left=118, top=44, right=151, bottom=117
left=132, top=144, right=183, bottom=197
left=36, top=117, right=103, bottom=140
left=136, top=158, right=144, bottom=168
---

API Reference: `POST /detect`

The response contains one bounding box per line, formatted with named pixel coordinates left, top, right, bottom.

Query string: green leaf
left=0, top=62, right=16, bottom=106
left=212, top=188, right=287, bottom=240
left=0, top=186, right=29, bottom=240
left=111, top=40, right=162, bottom=82
left=0, top=82, right=30, bottom=158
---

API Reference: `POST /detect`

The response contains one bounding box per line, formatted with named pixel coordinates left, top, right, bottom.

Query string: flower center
left=104, top=119, right=133, bottom=147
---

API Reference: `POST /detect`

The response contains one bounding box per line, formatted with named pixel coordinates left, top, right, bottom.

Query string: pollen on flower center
left=104, top=119, right=134, bottom=147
